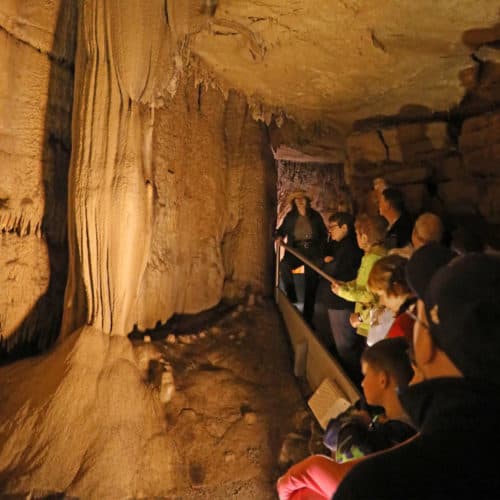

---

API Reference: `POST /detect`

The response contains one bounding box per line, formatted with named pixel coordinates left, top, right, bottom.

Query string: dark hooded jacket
left=276, top=207, right=327, bottom=253
left=333, top=377, right=500, bottom=499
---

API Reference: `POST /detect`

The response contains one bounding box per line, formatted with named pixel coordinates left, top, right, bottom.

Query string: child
left=313, top=212, right=363, bottom=358
left=323, top=337, right=416, bottom=462
left=277, top=338, right=416, bottom=499
left=366, top=254, right=416, bottom=343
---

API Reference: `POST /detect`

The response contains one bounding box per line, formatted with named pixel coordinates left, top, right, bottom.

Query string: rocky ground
left=0, top=297, right=327, bottom=500
left=135, top=297, right=327, bottom=499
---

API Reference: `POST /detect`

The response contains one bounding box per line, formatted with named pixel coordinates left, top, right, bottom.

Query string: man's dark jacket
left=316, top=236, right=362, bottom=311
left=333, top=377, right=500, bottom=499
left=385, top=211, right=414, bottom=249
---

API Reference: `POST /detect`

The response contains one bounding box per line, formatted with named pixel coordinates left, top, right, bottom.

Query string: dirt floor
left=136, top=297, right=327, bottom=499
left=0, top=298, right=328, bottom=500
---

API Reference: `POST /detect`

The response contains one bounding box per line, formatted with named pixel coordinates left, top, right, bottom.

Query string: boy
left=324, top=337, right=416, bottom=463
left=277, top=338, right=416, bottom=500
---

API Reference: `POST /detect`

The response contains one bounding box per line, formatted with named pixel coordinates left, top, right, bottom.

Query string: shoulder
left=334, top=440, right=421, bottom=499
left=310, top=209, right=325, bottom=222
left=362, top=250, right=384, bottom=264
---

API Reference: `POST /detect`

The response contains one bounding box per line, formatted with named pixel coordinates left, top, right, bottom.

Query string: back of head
left=362, top=337, right=413, bottom=389
left=382, top=188, right=406, bottom=214
left=373, top=177, right=389, bottom=193
left=367, top=254, right=410, bottom=296
left=407, top=247, right=500, bottom=384
left=355, top=214, right=388, bottom=247
left=413, top=212, right=443, bottom=248
left=426, top=253, right=500, bottom=383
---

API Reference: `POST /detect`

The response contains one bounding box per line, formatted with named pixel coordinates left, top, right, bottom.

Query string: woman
left=330, top=214, right=387, bottom=383
left=275, top=190, right=327, bottom=324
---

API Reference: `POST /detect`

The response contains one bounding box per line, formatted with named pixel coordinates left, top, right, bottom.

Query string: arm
left=336, top=281, right=375, bottom=304
left=335, top=253, right=379, bottom=304
left=276, top=454, right=361, bottom=500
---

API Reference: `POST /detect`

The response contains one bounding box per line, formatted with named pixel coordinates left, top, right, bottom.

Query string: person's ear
left=378, top=370, right=389, bottom=389
left=418, top=323, right=438, bottom=365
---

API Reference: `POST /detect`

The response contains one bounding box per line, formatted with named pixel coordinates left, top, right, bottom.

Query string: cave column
left=61, top=0, right=168, bottom=338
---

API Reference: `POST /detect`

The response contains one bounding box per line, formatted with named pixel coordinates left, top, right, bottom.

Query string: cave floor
left=133, top=298, right=326, bottom=499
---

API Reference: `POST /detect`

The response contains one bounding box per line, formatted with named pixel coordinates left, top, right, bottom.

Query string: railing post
left=274, top=239, right=281, bottom=302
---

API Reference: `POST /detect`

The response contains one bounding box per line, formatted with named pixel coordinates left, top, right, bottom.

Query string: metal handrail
left=276, top=241, right=336, bottom=283
left=274, top=239, right=361, bottom=401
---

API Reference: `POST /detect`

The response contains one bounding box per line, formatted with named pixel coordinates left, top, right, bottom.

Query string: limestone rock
left=347, top=131, right=387, bottom=164
left=460, top=111, right=500, bottom=176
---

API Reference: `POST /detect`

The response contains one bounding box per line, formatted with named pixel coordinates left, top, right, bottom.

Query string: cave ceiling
left=189, top=1, right=499, bottom=137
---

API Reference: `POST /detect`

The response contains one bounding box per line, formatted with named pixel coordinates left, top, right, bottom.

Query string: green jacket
left=336, top=244, right=387, bottom=336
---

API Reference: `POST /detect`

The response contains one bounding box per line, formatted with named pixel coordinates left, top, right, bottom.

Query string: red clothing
left=277, top=455, right=361, bottom=500
left=386, top=313, right=414, bottom=342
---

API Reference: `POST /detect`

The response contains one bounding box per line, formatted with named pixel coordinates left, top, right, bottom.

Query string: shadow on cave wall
left=0, top=3, right=77, bottom=364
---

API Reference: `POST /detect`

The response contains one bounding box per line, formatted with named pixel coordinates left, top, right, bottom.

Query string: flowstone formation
left=1, top=1, right=276, bottom=497
left=0, top=326, right=185, bottom=498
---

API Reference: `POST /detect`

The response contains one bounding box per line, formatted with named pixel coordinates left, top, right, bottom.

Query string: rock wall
left=0, top=1, right=76, bottom=355
left=0, top=1, right=276, bottom=352
left=345, top=109, right=500, bottom=244
left=276, top=160, right=347, bottom=228
left=61, top=0, right=277, bottom=339
left=135, top=81, right=276, bottom=331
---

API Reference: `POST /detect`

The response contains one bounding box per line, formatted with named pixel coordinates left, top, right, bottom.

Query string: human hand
left=349, top=312, right=362, bottom=327
left=331, top=280, right=340, bottom=294
left=324, top=256, right=334, bottom=263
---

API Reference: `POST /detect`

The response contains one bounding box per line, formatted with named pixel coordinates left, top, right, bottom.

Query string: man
left=276, top=338, right=416, bottom=500
left=378, top=187, right=413, bottom=250
left=390, top=211, right=444, bottom=258
left=333, top=245, right=500, bottom=499
left=313, top=212, right=363, bottom=376
left=275, top=190, right=327, bottom=324
left=372, top=177, right=390, bottom=205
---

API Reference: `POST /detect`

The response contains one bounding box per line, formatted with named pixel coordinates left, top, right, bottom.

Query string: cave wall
left=0, top=1, right=277, bottom=353
left=345, top=109, right=500, bottom=245
left=62, top=0, right=278, bottom=339
left=1, top=0, right=499, bottom=355
left=276, top=161, right=348, bottom=228
left=0, top=1, right=76, bottom=354
left=135, top=80, right=276, bottom=331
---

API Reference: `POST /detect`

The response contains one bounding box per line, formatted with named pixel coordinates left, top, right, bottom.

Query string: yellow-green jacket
left=336, top=244, right=387, bottom=336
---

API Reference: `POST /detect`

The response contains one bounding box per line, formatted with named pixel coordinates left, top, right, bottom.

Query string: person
left=390, top=211, right=444, bottom=258
left=313, top=212, right=363, bottom=354
left=324, top=337, right=416, bottom=462
left=378, top=187, right=413, bottom=250
left=277, top=338, right=416, bottom=500
left=330, top=214, right=387, bottom=385
left=366, top=254, right=416, bottom=343
left=275, top=190, right=327, bottom=324
left=372, top=177, right=390, bottom=205
left=333, top=245, right=500, bottom=499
